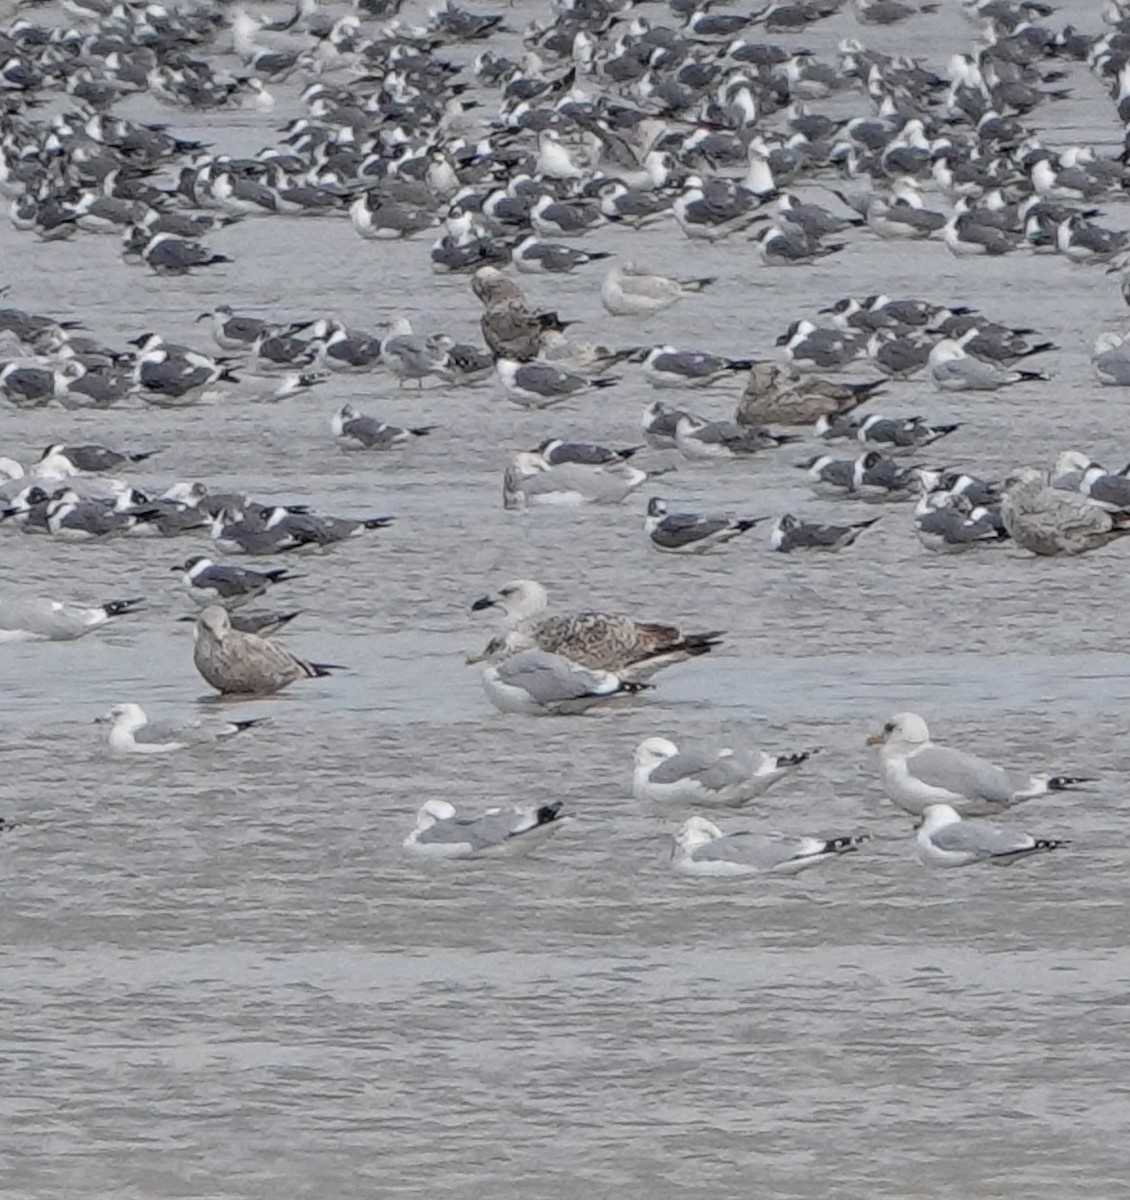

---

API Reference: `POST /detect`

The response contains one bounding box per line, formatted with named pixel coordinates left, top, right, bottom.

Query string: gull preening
left=0, top=594, right=144, bottom=642
left=470, top=578, right=723, bottom=679
left=481, top=648, right=648, bottom=715
left=915, top=804, right=1070, bottom=869
left=671, top=817, right=868, bottom=877
left=633, top=738, right=814, bottom=807
left=404, top=799, right=568, bottom=858
left=193, top=605, right=340, bottom=695
left=97, top=702, right=268, bottom=754
left=868, top=712, right=1091, bottom=817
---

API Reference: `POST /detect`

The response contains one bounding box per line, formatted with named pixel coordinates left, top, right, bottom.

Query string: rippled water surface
left=4, top=0, right=1130, bottom=1195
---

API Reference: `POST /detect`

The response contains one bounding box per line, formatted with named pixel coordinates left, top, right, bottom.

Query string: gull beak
left=194, top=312, right=211, bottom=322
left=168, top=564, right=184, bottom=572
left=464, top=650, right=486, bottom=665
left=470, top=594, right=497, bottom=612
left=93, top=714, right=109, bottom=724
left=865, top=731, right=886, bottom=746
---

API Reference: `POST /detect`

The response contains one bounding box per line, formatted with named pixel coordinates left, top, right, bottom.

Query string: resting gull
left=769, top=513, right=880, bottom=552
left=469, top=579, right=723, bottom=679
left=645, top=497, right=765, bottom=552
left=868, top=712, right=1091, bottom=817
left=671, top=817, right=868, bottom=877
left=1001, top=466, right=1130, bottom=556
left=600, top=262, right=715, bottom=317
left=174, top=556, right=295, bottom=608
left=633, top=738, right=813, bottom=806
left=331, top=404, right=436, bottom=450
left=928, top=340, right=1049, bottom=391
left=674, top=415, right=799, bottom=460
left=97, top=702, right=268, bottom=754
left=404, top=799, right=568, bottom=858
left=503, top=452, right=647, bottom=509
left=481, top=648, right=648, bottom=715
left=0, top=594, right=144, bottom=642
left=193, top=605, right=340, bottom=695
left=916, top=803, right=1069, bottom=869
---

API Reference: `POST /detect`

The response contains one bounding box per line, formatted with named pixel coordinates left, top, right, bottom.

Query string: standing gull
left=915, top=804, right=1069, bottom=869
left=404, top=799, right=568, bottom=859
left=633, top=738, right=813, bottom=806
left=671, top=817, right=868, bottom=877
left=193, top=605, right=340, bottom=695
left=868, top=712, right=1091, bottom=817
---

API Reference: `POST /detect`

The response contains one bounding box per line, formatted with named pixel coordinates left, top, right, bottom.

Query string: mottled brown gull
left=1001, top=466, right=1130, bottom=556
left=193, top=605, right=339, bottom=695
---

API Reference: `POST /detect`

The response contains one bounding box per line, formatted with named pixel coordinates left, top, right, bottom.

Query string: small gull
left=674, top=415, right=800, bottom=460
left=536, top=438, right=642, bottom=466
left=643, top=346, right=756, bottom=389
left=97, top=702, right=268, bottom=755
left=495, top=359, right=618, bottom=408
left=469, top=579, right=723, bottom=679
left=641, top=399, right=703, bottom=449
left=854, top=415, right=960, bottom=452
left=481, top=648, right=648, bottom=715
left=867, top=712, right=1091, bottom=817
left=512, top=235, right=611, bottom=274
left=193, top=605, right=341, bottom=696
left=1090, top=332, right=1130, bottom=387
left=915, top=804, right=1069, bottom=869
left=776, top=320, right=863, bottom=373
left=1080, top=465, right=1130, bottom=511
left=404, top=799, right=568, bottom=859
left=913, top=497, right=1008, bottom=553
left=0, top=594, right=143, bottom=642
left=331, top=404, right=436, bottom=450
left=645, top=497, right=765, bottom=553
left=36, top=443, right=158, bottom=475
left=503, top=452, right=648, bottom=509
left=174, top=556, right=295, bottom=609
left=928, top=339, right=1049, bottom=391
left=769, top=513, right=880, bottom=552
left=633, top=737, right=813, bottom=807
left=600, top=262, right=715, bottom=317
left=671, top=817, right=868, bottom=877
left=756, top=223, right=845, bottom=266
left=381, top=320, right=451, bottom=389
left=1001, top=466, right=1130, bottom=556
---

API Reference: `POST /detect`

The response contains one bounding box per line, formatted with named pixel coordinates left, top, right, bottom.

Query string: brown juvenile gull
left=193, top=605, right=339, bottom=695
left=1000, top=466, right=1130, bottom=556
left=469, top=579, right=723, bottom=680
left=473, top=267, right=568, bottom=362
left=735, top=363, right=883, bottom=427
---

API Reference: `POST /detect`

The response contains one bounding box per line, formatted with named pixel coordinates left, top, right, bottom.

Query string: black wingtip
left=102, top=597, right=145, bottom=617
left=1047, top=775, right=1094, bottom=791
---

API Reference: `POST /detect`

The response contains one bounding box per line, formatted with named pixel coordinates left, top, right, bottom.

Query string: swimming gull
left=481, top=648, right=648, bottom=715
left=600, top=262, right=715, bottom=317
left=469, top=578, right=723, bottom=679
left=0, top=594, right=144, bottom=642
left=331, top=404, right=436, bottom=450
left=634, top=737, right=813, bottom=807
left=645, top=497, right=765, bottom=553
left=1001, top=466, right=1130, bottom=556
left=97, top=702, right=268, bottom=754
left=193, top=605, right=340, bottom=695
left=868, top=712, right=1091, bottom=817
left=671, top=817, right=868, bottom=877
left=404, top=799, right=568, bottom=858
left=915, top=803, right=1069, bottom=869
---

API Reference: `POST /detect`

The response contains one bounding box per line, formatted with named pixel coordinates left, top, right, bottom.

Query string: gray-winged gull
left=645, top=497, right=764, bottom=553
left=469, top=578, right=723, bottom=679
left=404, top=799, right=568, bottom=858
left=769, top=513, right=880, bottom=552
left=97, top=702, right=268, bottom=754
left=503, top=452, right=647, bottom=509
left=868, top=712, right=1091, bottom=817
left=633, top=738, right=813, bottom=806
left=671, top=817, right=868, bottom=876
left=674, top=415, right=799, bottom=459
left=916, top=803, right=1069, bottom=869
left=928, top=339, right=1048, bottom=391
left=481, top=648, right=647, bottom=715
left=1001, top=466, right=1130, bottom=556
left=175, top=556, right=294, bottom=608
left=331, top=404, right=436, bottom=450
left=0, top=594, right=144, bottom=642
left=600, top=262, right=715, bottom=316
left=496, top=359, right=618, bottom=408
left=193, top=605, right=340, bottom=695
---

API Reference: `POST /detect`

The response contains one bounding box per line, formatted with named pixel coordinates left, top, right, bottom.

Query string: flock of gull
left=2, top=0, right=1127, bottom=870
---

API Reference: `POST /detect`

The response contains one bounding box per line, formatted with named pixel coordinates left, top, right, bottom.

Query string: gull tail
left=1031, top=837, right=1070, bottom=851
left=128, top=449, right=161, bottom=463
left=231, top=717, right=270, bottom=734
left=819, top=833, right=869, bottom=854
left=735, top=517, right=767, bottom=532
left=589, top=376, right=620, bottom=389
left=306, top=661, right=346, bottom=677
left=102, top=597, right=145, bottom=617
left=679, top=276, right=716, bottom=292
left=618, top=680, right=653, bottom=695
left=1016, top=341, right=1055, bottom=358
left=1014, top=369, right=1050, bottom=382
left=361, top=516, right=394, bottom=529
left=410, top=426, right=438, bottom=436
left=1047, top=775, right=1095, bottom=791
left=775, top=749, right=818, bottom=768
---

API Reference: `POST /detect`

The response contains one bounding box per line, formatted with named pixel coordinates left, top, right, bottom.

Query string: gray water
left=4, top=0, right=1130, bottom=1195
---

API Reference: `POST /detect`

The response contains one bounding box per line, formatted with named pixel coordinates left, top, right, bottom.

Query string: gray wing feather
left=906, top=746, right=1015, bottom=802
left=930, top=822, right=1032, bottom=857
left=694, top=832, right=806, bottom=869
left=497, top=652, right=605, bottom=702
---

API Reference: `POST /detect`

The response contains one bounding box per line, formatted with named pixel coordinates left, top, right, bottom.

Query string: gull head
left=867, top=711, right=930, bottom=749
left=415, top=799, right=457, bottom=832
left=635, top=737, right=679, bottom=770
left=1003, top=465, right=1047, bottom=492
left=672, top=816, right=724, bottom=854
left=918, top=803, right=962, bottom=835
left=197, top=605, right=232, bottom=641
left=470, top=579, right=549, bottom=624
left=465, top=629, right=535, bottom=665
left=96, top=702, right=146, bottom=731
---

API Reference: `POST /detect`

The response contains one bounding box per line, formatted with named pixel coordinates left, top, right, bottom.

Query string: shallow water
left=3, top=0, right=1130, bottom=1195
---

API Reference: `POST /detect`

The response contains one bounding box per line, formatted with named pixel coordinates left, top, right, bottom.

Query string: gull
left=645, top=497, right=765, bottom=553
left=481, top=648, right=648, bottom=715
left=331, top=404, right=436, bottom=450
left=776, top=319, right=863, bottom=373
left=1001, top=466, right=1130, bottom=556
left=495, top=359, right=618, bottom=408
left=503, top=452, right=648, bottom=509
left=1091, top=332, right=1130, bottom=387
left=193, top=605, right=340, bottom=695
left=536, top=439, right=642, bottom=466
left=769, top=513, right=880, bottom=552
left=174, top=556, right=295, bottom=609
left=381, top=320, right=450, bottom=388
left=600, top=262, right=715, bottom=317
left=529, top=194, right=604, bottom=238
left=866, top=196, right=946, bottom=240
left=0, top=594, right=143, bottom=642
left=914, top=497, right=1008, bottom=552
left=674, top=415, right=799, bottom=460
left=404, top=799, right=568, bottom=858
left=671, top=817, right=868, bottom=877
left=738, top=364, right=883, bottom=426
left=928, top=340, right=1049, bottom=391
left=867, top=712, right=1091, bottom=817
left=512, top=236, right=612, bottom=274
left=35, top=443, right=158, bottom=475
left=468, top=578, right=723, bottom=678
left=854, top=415, right=960, bottom=453
left=641, top=399, right=704, bottom=449
left=1080, top=465, right=1130, bottom=511
left=643, top=346, right=755, bottom=389
left=633, top=737, right=813, bottom=806
left=756, top=224, right=846, bottom=266
left=915, top=804, right=1069, bottom=869
left=97, top=702, right=268, bottom=755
